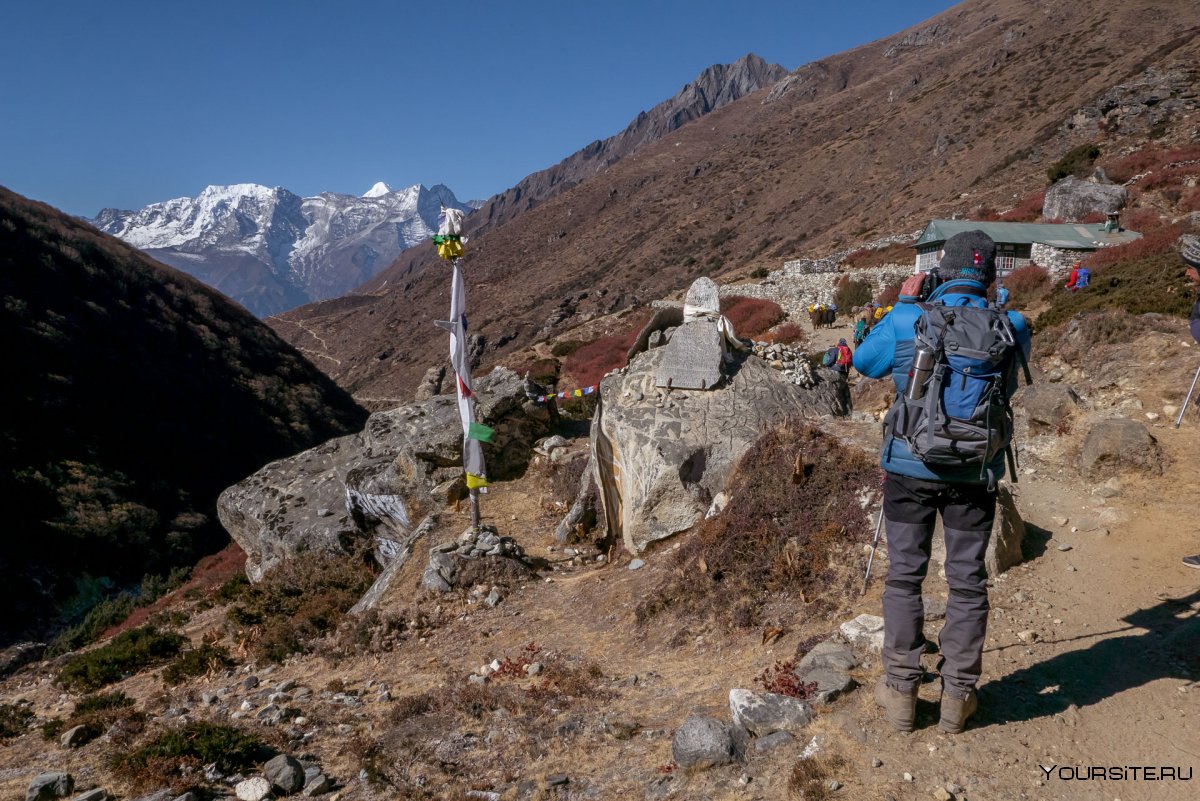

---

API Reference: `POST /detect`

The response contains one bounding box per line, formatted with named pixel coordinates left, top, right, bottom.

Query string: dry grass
left=635, top=421, right=880, bottom=630
left=788, top=753, right=848, bottom=800
left=368, top=649, right=611, bottom=796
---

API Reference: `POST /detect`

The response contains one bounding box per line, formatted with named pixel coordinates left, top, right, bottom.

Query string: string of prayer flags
left=534, top=383, right=600, bottom=404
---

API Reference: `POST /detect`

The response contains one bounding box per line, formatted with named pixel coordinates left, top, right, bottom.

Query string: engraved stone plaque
left=655, top=320, right=723, bottom=390
left=684, top=277, right=721, bottom=315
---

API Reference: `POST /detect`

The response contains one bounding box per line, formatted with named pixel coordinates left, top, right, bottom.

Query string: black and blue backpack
left=886, top=298, right=1032, bottom=485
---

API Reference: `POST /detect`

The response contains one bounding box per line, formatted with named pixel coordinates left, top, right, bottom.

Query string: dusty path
left=2, top=325, right=1197, bottom=801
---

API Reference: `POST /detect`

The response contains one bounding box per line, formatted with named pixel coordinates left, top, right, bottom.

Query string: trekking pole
left=1175, top=362, right=1200, bottom=428
left=862, top=505, right=885, bottom=594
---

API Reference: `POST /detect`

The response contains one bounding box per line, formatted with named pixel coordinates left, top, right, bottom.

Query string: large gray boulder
left=218, top=368, right=545, bottom=581
left=1017, top=384, right=1080, bottom=433
left=27, top=774, right=74, bottom=801
left=264, top=754, right=305, bottom=794
left=593, top=348, right=849, bottom=552
left=671, top=716, right=738, bottom=769
left=1042, top=175, right=1127, bottom=222
left=1079, top=417, right=1164, bottom=480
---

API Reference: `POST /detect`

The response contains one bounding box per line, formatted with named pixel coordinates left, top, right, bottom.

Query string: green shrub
left=57, top=626, right=185, bottom=692
left=0, top=702, right=34, bottom=739
left=1047, top=143, right=1100, bottom=184
left=213, top=573, right=249, bottom=604
left=73, top=691, right=135, bottom=716
left=162, top=644, right=232, bottom=686
left=1036, top=247, right=1193, bottom=331
left=115, top=722, right=270, bottom=791
left=225, top=555, right=373, bottom=663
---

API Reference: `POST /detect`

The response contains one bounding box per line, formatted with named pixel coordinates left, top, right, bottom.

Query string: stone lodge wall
left=721, top=263, right=914, bottom=321
left=1031, top=244, right=1089, bottom=279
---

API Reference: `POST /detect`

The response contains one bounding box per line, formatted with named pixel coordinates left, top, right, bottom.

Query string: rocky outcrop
left=218, top=368, right=546, bottom=581
left=1017, top=384, right=1081, bottom=433
left=1042, top=175, right=1127, bottom=222
left=593, top=348, right=849, bottom=553
left=672, top=717, right=739, bottom=769
left=1079, top=417, right=1164, bottom=480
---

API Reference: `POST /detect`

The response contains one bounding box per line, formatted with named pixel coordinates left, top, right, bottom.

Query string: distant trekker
left=835, top=338, right=853, bottom=373
left=853, top=230, right=1032, bottom=734
left=996, top=282, right=1010, bottom=309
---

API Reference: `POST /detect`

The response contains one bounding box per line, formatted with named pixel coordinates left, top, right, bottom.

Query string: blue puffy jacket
left=852, top=279, right=1032, bottom=483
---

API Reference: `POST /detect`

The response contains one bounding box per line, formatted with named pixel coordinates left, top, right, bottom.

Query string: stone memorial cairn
left=655, top=277, right=747, bottom=390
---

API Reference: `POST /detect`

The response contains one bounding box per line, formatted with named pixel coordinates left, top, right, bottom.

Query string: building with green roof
left=914, top=219, right=1141, bottom=277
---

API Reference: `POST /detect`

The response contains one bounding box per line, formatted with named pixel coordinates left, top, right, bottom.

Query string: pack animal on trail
left=810, top=307, right=837, bottom=329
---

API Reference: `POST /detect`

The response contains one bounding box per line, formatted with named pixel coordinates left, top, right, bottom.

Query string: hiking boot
left=874, top=679, right=917, bottom=732
left=1183, top=554, right=1200, bottom=569
left=938, top=689, right=978, bottom=734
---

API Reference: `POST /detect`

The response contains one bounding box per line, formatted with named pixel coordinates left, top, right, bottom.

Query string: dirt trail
left=2, top=326, right=1197, bottom=801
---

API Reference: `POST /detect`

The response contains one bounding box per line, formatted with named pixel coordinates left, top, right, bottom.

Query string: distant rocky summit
left=92, top=182, right=468, bottom=316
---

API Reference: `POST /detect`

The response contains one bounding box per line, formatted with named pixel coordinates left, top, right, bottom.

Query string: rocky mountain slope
left=92, top=182, right=468, bottom=317
left=271, top=0, right=1199, bottom=402
left=0, top=185, right=368, bottom=643
left=461, top=53, right=788, bottom=240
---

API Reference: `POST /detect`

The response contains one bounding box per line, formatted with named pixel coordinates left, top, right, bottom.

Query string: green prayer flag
left=467, top=422, right=494, bottom=443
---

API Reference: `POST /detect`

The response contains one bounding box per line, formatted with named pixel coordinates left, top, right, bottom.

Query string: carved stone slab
left=655, top=320, right=723, bottom=390
left=685, top=277, right=721, bottom=314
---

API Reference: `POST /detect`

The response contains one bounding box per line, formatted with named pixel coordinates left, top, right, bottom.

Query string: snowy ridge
left=92, top=182, right=468, bottom=316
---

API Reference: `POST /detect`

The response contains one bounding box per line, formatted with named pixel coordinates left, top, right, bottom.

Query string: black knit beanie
left=940, top=230, right=997, bottom=286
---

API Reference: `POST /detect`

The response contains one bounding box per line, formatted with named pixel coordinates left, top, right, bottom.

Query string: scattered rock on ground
left=1018, top=384, right=1080, bottom=432
left=1079, top=417, right=1164, bottom=479
left=27, top=774, right=74, bottom=801
left=797, top=640, right=859, bottom=672
left=729, top=689, right=815, bottom=735
left=264, top=754, right=305, bottom=794
left=234, top=777, right=272, bottom=801
left=672, top=716, right=739, bottom=769
left=840, top=614, right=885, bottom=652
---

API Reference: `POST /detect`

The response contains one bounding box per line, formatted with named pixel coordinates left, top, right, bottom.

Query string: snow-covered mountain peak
left=363, top=181, right=394, bottom=198
left=91, top=181, right=469, bottom=317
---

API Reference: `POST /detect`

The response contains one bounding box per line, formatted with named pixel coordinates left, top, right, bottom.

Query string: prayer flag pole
left=433, top=207, right=489, bottom=529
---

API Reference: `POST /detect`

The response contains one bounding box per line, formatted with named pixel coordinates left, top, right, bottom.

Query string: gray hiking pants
left=881, top=474, right=996, bottom=699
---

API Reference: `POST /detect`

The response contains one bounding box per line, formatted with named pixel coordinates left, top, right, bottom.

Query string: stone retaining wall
left=1031, top=243, right=1089, bottom=279
left=721, top=264, right=915, bottom=320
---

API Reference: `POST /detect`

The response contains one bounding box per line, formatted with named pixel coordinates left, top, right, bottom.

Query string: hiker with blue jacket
left=853, top=230, right=1031, bottom=734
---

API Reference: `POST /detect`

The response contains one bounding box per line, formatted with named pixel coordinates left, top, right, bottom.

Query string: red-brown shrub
left=1082, top=222, right=1185, bottom=272
left=721, top=296, right=785, bottom=337
left=1103, top=144, right=1200, bottom=183
left=635, top=421, right=879, bottom=629
left=842, top=241, right=915, bottom=269
left=1001, top=263, right=1050, bottom=307
left=998, top=190, right=1045, bottom=222
left=560, top=310, right=651, bottom=387
left=762, top=322, right=806, bottom=346
left=969, top=206, right=1002, bottom=221
left=755, top=660, right=818, bottom=700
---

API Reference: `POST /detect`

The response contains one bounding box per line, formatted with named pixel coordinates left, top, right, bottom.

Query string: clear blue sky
left=0, top=0, right=958, bottom=217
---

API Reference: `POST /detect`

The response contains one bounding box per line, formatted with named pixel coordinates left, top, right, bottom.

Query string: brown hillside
left=0, top=186, right=368, bottom=643
left=272, top=0, right=1200, bottom=402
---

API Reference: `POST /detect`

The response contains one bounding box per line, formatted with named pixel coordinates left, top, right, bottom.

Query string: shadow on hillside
left=974, top=589, right=1199, bottom=728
